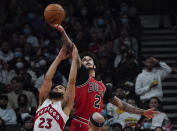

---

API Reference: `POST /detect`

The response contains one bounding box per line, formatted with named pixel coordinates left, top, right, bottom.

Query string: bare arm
left=39, top=45, right=70, bottom=106
left=109, top=96, right=159, bottom=118
left=63, top=45, right=78, bottom=116
left=50, top=24, right=73, bottom=54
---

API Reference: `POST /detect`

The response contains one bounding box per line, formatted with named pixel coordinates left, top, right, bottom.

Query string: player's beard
left=49, top=91, right=64, bottom=99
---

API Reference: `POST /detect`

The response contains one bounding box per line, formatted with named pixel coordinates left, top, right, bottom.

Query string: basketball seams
left=44, top=4, right=65, bottom=24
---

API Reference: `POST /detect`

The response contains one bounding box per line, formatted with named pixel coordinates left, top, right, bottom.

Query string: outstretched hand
left=144, top=108, right=160, bottom=119
left=49, top=23, right=64, bottom=32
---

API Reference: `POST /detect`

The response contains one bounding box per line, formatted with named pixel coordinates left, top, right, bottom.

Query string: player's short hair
left=80, top=51, right=98, bottom=67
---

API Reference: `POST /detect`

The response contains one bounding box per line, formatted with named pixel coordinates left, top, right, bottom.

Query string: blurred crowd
left=0, top=0, right=174, bottom=131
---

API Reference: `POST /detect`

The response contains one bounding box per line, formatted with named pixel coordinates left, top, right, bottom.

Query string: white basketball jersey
left=34, top=99, right=69, bottom=131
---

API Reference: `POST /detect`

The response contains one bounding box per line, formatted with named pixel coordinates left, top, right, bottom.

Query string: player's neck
left=89, top=69, right=95, bottom=77
left=51, top=98, right=61, bottom=103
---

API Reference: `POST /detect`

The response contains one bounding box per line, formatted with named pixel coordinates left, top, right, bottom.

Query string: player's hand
left=143, top=108, right=160, bottom=119
left=58, top=44, right=71, bottom=60
left=71, top=44, right=78, bottom=60
left=49, top=23, right=64, bottom=32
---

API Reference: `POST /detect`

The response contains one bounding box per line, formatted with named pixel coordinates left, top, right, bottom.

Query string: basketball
left=44, top=4, right=65, bottom=25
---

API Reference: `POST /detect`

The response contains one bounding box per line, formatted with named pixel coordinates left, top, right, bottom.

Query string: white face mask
left=35, top=63, right=40, bottom=68
left=39, top=59, right=46, bottom=66
left=16, top=62, right=24, bottom=69
left=25, top=56, right=30, bottom=61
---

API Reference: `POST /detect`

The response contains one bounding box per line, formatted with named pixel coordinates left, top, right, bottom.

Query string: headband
left=90, top=114, right=104, bottom=127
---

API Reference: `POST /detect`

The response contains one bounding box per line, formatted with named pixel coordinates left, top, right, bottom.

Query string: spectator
left=148, top=97, right=169, bottom=129
left=106, top=87, right=126, bottom=118
left=0, top=61, right=12, bottom=85
left=15, top=94, right=34, bottom=125
left=139, top=116, right=153, bottom=131
left=135, top=57, right=171, bottom=107
left=6, top=77, right=37, bottom=109
left=118, top=97, right=141, bottom=129
left=114, top=44, right=129, bottom=68
left=0, top=95, right=17, bottom=125
left=0, top=41, right=14, bottom=63
left=20, top=116, right=34, bottom=131
left=114, top=50, right=141, bottom=89
left=24, top=24, right=39, bottom=47
left=155, top=127, right=164, bottom=131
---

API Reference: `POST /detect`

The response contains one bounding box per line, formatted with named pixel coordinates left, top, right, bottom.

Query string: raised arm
left=63, top=45, right=79, bottom=116
left=50, top=24, right=73, bottom=54
left=39, top=45, right=70, bottom=106
left=109, top=96, right=159, bottom=118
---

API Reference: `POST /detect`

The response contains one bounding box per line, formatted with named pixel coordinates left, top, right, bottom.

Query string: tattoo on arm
left=121, top=101, right=144, bottom=115
left=110, top=96, right=144, bottom=115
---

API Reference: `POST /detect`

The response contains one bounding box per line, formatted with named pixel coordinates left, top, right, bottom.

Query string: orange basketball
left=44, top=4, right=65, bottom=25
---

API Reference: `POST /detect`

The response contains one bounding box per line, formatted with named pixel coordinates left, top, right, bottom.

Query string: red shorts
left=70, top=118, right=89, bottom=131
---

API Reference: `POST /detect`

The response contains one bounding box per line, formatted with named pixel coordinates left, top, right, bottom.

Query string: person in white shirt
left=0, top=95, right=17, bottom=125
left=135, top=57, right=171, bottom=105
left=148, top=97, right=168, bottom=129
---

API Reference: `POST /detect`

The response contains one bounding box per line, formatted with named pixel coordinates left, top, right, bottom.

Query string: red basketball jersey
left=74, top=76, right=106, bottom=120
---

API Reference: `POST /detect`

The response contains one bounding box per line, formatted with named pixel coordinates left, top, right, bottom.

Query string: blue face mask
left=15, top=52, right=23, bottom=57
left=24, top=28, right=31, bottom=35
left=98, top=19, right=104, bottom=27
left=101, top=109, right=106, bottom=116
left=143, top=122, right=152, bottom=129
left=121, top=18, right=129, bottom=24
left=121, top=6, right=128, bottom=12
left=27, top=13, right=35, bottom=19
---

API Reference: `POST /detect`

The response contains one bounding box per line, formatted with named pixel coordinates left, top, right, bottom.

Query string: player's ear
left=94, top=65, right=96, bottom=69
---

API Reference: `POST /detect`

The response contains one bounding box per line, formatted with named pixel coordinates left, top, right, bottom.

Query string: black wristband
left=90, top=114, right=104, bottom=127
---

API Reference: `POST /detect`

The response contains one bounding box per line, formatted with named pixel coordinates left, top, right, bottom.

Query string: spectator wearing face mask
left=138, top=116, right=153, bottom=131
left=24, top=24, right=39, bottom=47
left=8, top=57, right=30, bottom=84
left=6, top=77, right=37, bottom=109
left=113, top=27, right=138, bottom=56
